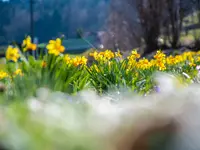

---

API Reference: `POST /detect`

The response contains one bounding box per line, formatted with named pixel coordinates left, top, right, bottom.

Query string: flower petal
left=46, top=44, right=54, bottom=50
left=49, top=40, right=56, bottom=44
left=56, top=38, right=61, bottom=45
left=59, top=46, right=65, bottom=53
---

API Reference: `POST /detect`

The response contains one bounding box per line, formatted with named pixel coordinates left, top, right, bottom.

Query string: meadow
left=0, top=36, right=200, bottom=150
left=1, top=36, right=200, bottom=98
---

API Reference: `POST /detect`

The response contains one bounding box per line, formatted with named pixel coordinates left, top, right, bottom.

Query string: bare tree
left=133, top=0, right=165, bottom=54
left=103, top=0, right=142, bottom=51
left=189, top=0, right=200, bottom=49
left=165, top=0, right=184, bottom=48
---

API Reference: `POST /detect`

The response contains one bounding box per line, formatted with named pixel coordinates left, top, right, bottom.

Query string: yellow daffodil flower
left=22, top=36, right=37, bottom=52
left=41, top=61, right=47, bottom=68
left=46, top=38, right=65, bottom=56
left=115, top=50, right=122, bottom=58
left=0, top=71, right=9, bottom=80
left=72, top=56, right=88, bottom=66
left=64, top=54, right=71, bottom=64
left=6, top=46, right=20, bottom=62
left=14, top=69, right=23, bottom=76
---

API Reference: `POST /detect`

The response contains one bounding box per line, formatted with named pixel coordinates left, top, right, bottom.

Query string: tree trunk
left=144, top=38, right=159, bottom=55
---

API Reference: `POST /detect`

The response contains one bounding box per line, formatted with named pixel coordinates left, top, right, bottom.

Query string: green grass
left=183, top=11, right=199, bottom=26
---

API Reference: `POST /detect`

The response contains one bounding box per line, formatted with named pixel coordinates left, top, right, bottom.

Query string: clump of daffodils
left=153, top=50, right=166, bottom=71
left=89, top=50, right=115, bottom=62
left=4, top=35, right=200, bottom=95
left=63, top=55, right=88, bottom=66
left=136, top=58, right=152, bottom=70
left=71, top=56, right=88, bottom=66
left=0, top=69, right=23, bottom=81
left=127, top=50, right=141, bottom=67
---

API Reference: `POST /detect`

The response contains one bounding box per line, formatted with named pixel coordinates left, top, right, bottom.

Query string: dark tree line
left=1, top=0, right=199, bottom=55
left=0, top=0, right=109, bottom=45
